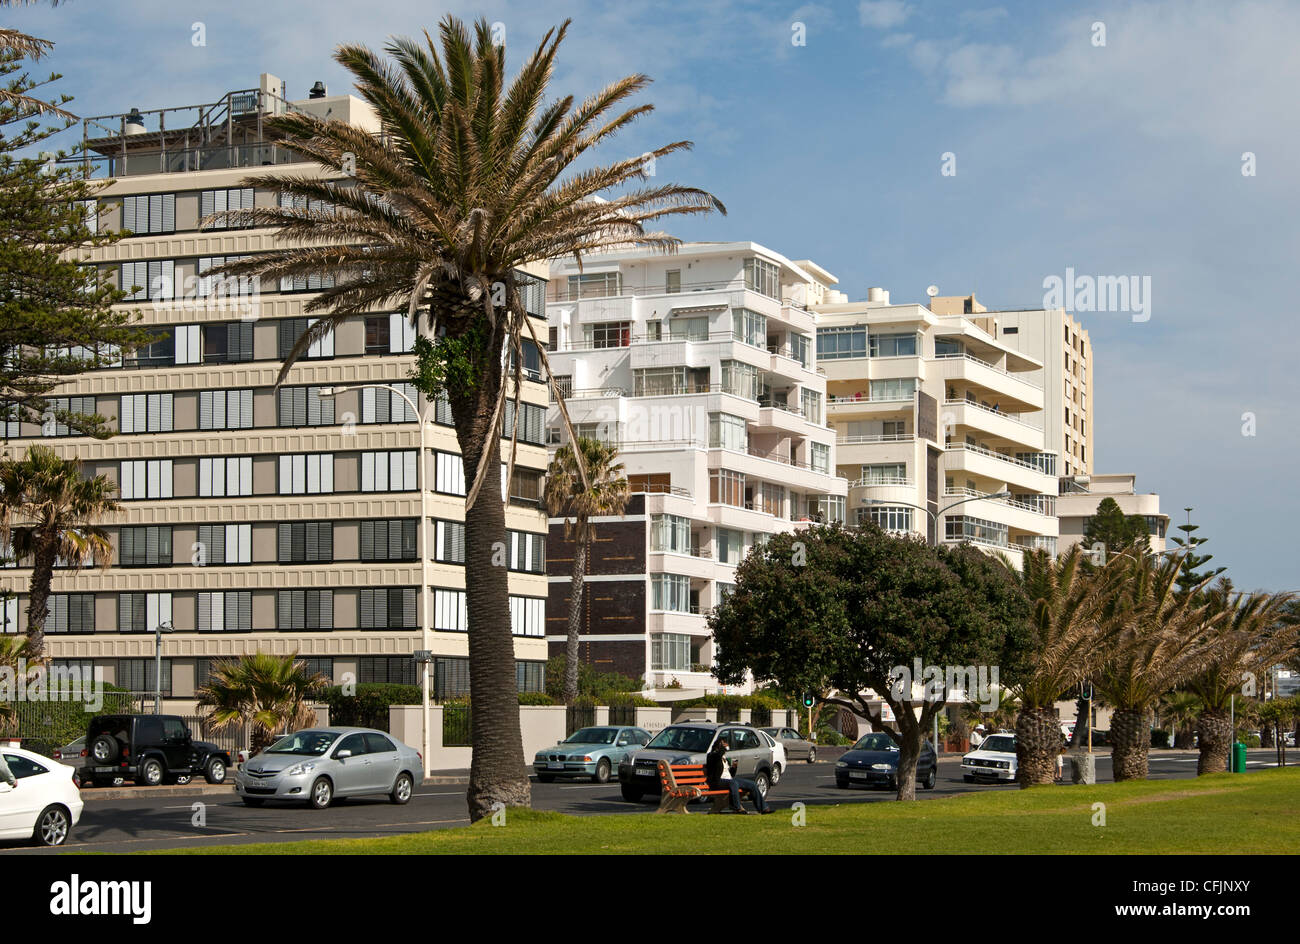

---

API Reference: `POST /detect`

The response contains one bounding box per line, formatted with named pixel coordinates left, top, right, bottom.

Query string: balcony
left=942, top=444, right=1057, bottom=493
left=828, top=395, right=913, bottom=418
left=941, top=400, right=1045, bottom=451
left=930, top=354, right=1043, bottom=411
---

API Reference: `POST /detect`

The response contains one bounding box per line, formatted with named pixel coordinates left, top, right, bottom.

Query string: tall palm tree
left=211, top=17, right=723, bottom=820
left=1093, top=552, right=1221, bottom=781
left=1160, top=690, right=1203, bottom=749
left=196, top=652, right=327, bottom=755
left=544, top=437, right=629, bottom=704
left=1008, top=547, right=1128, bottom=785
left=0, top=634, right=42, bottom=730
left=1185, top=583, right=1297, bottom=774
left=0, top=445, right=117, bottom=658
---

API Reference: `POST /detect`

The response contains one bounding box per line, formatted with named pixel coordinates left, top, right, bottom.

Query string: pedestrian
left=970, top=724, right=986, bottom=749
left=706, top=735, right=772, bottom=814
left=0, top=751, right=15, bottom=789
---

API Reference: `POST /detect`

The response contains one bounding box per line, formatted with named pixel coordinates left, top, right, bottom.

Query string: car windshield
left=566, top=728, right=618, bottom=745
left=266, top=731, right=337, bottom=756
left=981, top=736, right=1015, bottom=753
left=646, top=726, right=715, bottom=752
left=852, top=733, right=898, bottom=752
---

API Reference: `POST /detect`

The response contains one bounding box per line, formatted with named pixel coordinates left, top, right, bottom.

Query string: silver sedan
left=234, top=727, right=422, bottom=809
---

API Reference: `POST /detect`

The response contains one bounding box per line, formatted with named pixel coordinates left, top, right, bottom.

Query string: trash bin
left=1231, top=741, right=1247, bottom=773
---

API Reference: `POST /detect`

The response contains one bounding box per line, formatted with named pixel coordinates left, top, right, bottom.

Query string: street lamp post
left=319, top=384, right=434, bottom=780
left=860, top=490, right=1012, bottom=547
left=154, top=620, right=173, bottom=714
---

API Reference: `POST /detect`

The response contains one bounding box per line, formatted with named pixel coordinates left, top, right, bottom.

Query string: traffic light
left=803, top=692, right=815, bottom=708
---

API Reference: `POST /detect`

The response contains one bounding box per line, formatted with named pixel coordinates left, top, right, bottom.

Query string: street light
left=861, top=490, right=1012, bottom=547
left=153, top=620, right=173, bottom=714
left=318, top=384, right=434, bottom=779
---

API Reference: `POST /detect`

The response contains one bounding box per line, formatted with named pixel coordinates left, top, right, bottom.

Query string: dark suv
left=83, top=714, right=232, bottom=787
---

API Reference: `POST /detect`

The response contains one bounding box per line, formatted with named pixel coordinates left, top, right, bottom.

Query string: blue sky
left=11, top=0, right=1299, bottom=591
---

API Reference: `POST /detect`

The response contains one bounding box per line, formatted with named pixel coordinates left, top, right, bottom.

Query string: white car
left=961, top=733, right=1018, bottom=783
left=0, top=746, right=84, bottom=846
left=758, top=729, right=787, bottom=784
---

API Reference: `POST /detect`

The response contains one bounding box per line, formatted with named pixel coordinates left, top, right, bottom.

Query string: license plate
left=638, top=766, right=658, bottom=776
left=94, top=766, right=116, bottom=773
left=850, top=771, right=870, bottom=779
left=547, top=762, right=564, bottom=770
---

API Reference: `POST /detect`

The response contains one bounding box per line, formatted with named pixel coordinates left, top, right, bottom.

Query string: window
left=517, top=660, right=545, bottom=693
left=119, top=526, right=172, bottom=566
left=716, top=528, right=743, bottom=564
left=0, top=596, right=16, bottom=634
left=197, top=256, right=255, bottom=296
left=708, top=413, right=748, bottom=451
left=277, top=590, right=334, bottom=630
left=434, top=390, right=454, bottom=426
left=364, top=316, right=391, bottom=354
left=859, top=505, right=913, bottom=533
left=120, top=260, right=175, bottom=301
left=668, top=316, right=708, bottom=341
left=42, top=396, right=96, bottom=436
left=651, top=574, right=691, bottom=613
left=360, top=588, right=418, bottom=630
left=807, top=494, right=846, bottom=525
left=435, top=452, right=465, bottom=495
left=199, top=188, right=254, bottom=229
left=934, top=338, right=965, bottom=357
left=862, top=463, right=907, bottom=484
left=120, top=460, right=173, bottom=500
left=360, top=657, right=418, bottom=686
left=197, top=592, right=253, bottom=632
left=507, top=467, right=543, bottom=505
left=434, top=589, right=467, bottom=632
left=800, top=388, right=822, bottom=424
left=1015, top=452, right=1057, bottom=475
left=757, top=482, right=784, bottom=516
left=361, top=383, right=416, bottom=424
left=1002, top=326, right=1018, bottom=335
left=518, top=271, right=547, bottom=317
left=362, top=519, right=417, bottom=561
left=650, top=514, right=691, bottom=553
left=433, top=520, right=465, bottom=564
left=279, top=386, right=336, bottom=427
left=196, top=524, right=252, bottom=564
left=502, top=400, right=546, bottom=444
left=46, top=594, right=94, bottom=633
left=719, top=360, right=759, bottom=400
left=202, top=322, right=254, bottom=363
left=882, top=420, right=907, bottom=439
left=435, top=657, right=470, bottom=698
left=277, top=318, right=334, bottom=358
left=743, top=257, right=780, bottom=299
left=278, top=192, right=337, bottom=215
left=509, top=339, right=542, bottom=382
left=121, top=193, right=175, bottom=234
left=816, top=326, right=866, bottom=360
left=566, top=271, right=621, bottom=300
left=575, top=421, right=619, bottom=446
left=361, top=450, right=417, bottom=492
left=277, top=522, right=333, bottom=563
left=278, top=270, right=337, bottom=293
left=199, top=457, right=253, bottom=497
left=634, top=366, right=708, bottom=396
left=510, top=596, right=545, bottom=637
left=870, top=378, right=918, bottom=401
left=651, top=633, right=691, bottom=671
left=279, top=454, right=334, bottom=494
left=198, top=389, right=253, bottom=430
left=811, top=442, right=830, bottom=474
left=944, top=515, right=1008, bottom=547
left=789, top=333, right=811, bottom=368
left=118, top=592, right=172, bottom=633
left=509, top=531, right=544, bottom=573
left=118, top=659, right=171, bottom=695
left=666, top=269, right=681, bottom=293
left=735, top=308, right=767, bottom=348
left=2, top=405, right=19, bottom=438
left=709, top=469, right=745, bottom=506
left=583, top=321, right=631, bottom=349
left=869, top=332, right=917, bottom=357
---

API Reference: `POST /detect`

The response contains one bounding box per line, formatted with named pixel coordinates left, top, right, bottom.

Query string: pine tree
left=1169, top=507, right=1226, bottom=599
left=1082, top=496, right=1151, bottom=556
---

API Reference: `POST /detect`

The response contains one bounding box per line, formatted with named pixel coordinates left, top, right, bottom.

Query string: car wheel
left=807, top=748, right=817, bottom=764
left=138, top=758, right=164, bottom=787
left=204, top=758, right=227, bottom=785
left=620, top=784, right=644, bottom=803
left=593, top=758, right=612, bottom=784
left=309, top=776, right=333, bottom=810
left=752, top=769, right=771, bottom=798
left=963, top=775, right=975, bottom=783
left=537, top=773, right=556, bottom=783
left=923, top=765, right=937, bottom=790
left=33, top=805, right=71, bottom=847
left=389, top=772, right=414, bottom=805
left=89, top=734, right=118, bottom=765
left=242, top=797, right=265, bottom=807
left=770, top=763, right=782, bottom=785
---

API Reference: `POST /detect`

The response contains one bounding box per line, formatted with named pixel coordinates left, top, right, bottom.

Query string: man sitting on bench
left=706, top=735, right=771, bottom=814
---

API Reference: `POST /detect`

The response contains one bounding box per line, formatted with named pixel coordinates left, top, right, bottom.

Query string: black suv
left=83, top=714, right=232, bottom=787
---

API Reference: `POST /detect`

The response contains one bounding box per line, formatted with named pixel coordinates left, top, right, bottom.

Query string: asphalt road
left=2, top=749, right=1287, bottom=854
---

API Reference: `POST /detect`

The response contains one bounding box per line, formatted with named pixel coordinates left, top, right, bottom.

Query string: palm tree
left=1185, top=583, right=1297, bottom=774
left=0, top=445, right=118, bottom=658
left=544, top=437, right=630, bottom=704
left=1008, top=547, right=1128, bottom=785
left=211, top=17, right=722, bottom=820
left=1093, top=552, right=1221, bottom=781
left=0, top=634, right=42, bottom=730
left=196, top=652, right=327, bottom=755
left=1160, top=690, right=1203, bottom=749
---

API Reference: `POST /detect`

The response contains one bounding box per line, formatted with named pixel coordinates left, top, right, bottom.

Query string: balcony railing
left=931, top=353, right=1043, bottom=390
left=829, top=394, right=913, bottom=406
left=943, top=488, right=1056, bottom=516
left=849, top=476, right=913, bottom=488
left=836, top=433, right=914, bottom=445
left=944, top=442, right=1053, bottom=475
left=632, top=484, right=694, bottom=499
left=942, top=398, right=1037, bottom=428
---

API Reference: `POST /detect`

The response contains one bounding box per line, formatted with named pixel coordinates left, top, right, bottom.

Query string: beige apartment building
left=0, top=74, right=551, bottom=709
left=1056, top=473, right=1168, bottom=555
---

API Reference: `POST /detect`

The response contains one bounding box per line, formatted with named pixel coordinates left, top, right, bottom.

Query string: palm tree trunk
left=1174, top=724, right=1195, bottom=749
left=1110, top=707, right=1151, bottom=780
left=1067, top=696, right=1091, bottom=750
left=1016, top=706, right=1060, bottom=786
left=1196, top=707, right=1232, bottom=774
left=564, top=540, right=586, bottom=704
left=24, top=539, right=57, bottom=660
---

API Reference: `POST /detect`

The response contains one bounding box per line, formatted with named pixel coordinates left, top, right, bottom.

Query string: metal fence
left=608, top=705, right=636, bottom=727
left=7, top=691, right=143, bottom=757
left=443, top=705, right=471, bottom=747
left=566, top=705, right=596, bottom=734
left=751, top=706, right=772, bottom=727
left=717, top=705, right=741, bottom=723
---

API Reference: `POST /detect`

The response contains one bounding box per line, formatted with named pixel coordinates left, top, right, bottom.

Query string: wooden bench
left=655, top=760, right=753, bottom=814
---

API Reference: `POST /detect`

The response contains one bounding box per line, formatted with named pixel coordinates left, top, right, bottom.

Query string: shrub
left=517, top=692, right=556, bottom=706
left=1150, top=729, right=1172, bottom=749
left=322, top=683, right=422, bottom=731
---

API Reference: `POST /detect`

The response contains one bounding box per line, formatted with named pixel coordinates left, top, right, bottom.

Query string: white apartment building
left=0, top=74, right=552, bottom=709
left=1057, top=473, right=1168, bottom=555
left=814, top=289, right=1060, bottom=570
left=543, top=243, right=847, bottom=695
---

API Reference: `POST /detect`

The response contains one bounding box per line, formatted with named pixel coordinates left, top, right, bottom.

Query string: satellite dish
left=926, top=285, right=939, bottom=297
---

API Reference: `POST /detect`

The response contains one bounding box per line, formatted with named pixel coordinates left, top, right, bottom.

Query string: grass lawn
left=151, top=767, right=1300, bottom=855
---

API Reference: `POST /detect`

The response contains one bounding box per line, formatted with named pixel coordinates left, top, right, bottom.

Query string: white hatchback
left=961, top=733, right=1018, bottom=783
left=0, top=746, right=85, bottom=846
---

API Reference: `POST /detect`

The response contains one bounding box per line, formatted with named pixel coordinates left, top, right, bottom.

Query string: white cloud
left=859, top=0, right=911, bottom=30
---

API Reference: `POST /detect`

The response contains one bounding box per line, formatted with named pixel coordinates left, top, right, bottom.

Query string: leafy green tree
left=1169, top=509, right=1225, bottom=599
left=710, top=524, right=1033, bottom=800
left=196, top=652, right=328, bottom=755
left=0, top=446, right=117, bottom=657
left=213, top=17, right=721, bottom=821
left=544, top=438, right=629, bottom=704
left=1082, top=497, right=1150, bottom=558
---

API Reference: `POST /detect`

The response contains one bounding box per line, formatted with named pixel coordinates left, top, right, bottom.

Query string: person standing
left=970, top=725, right=986, bottom=749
